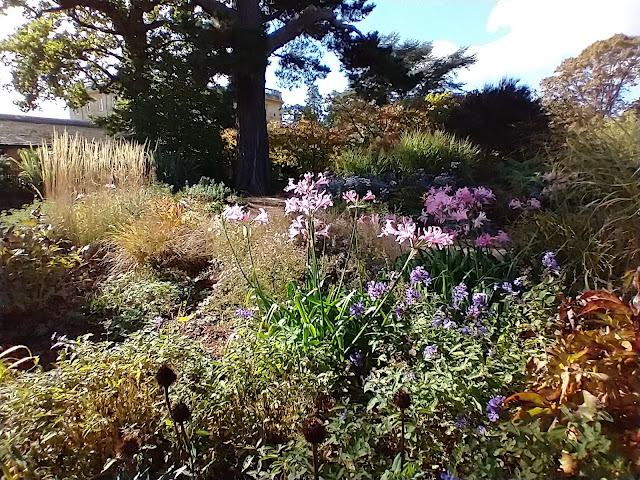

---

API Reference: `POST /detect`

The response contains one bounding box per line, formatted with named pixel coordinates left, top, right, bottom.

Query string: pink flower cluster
left=509, top=197, right=541, bottom=210
left=284, top=173, right=333, bottom=240
left=284, top=173, right=333, bottom=215
left=379, top=216, right=454, bottom=250
left=420, top=186, right=495, bottom=228
left=222, top=204, right=269, bottom=225
left=475, top=230, right=510, bottom=247
left=343, top=189, right=375, bottom=206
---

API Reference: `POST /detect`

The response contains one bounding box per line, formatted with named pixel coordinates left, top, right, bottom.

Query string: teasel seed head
left=393, top=389, right=411, bottom=410
left=171, top=402, right=191, bottom=424
left=156, top=365, right=177, bottom=389
left=302, top=416, right=327, bottom=445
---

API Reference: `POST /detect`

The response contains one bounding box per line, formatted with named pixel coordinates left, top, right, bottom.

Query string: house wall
left=70, top=91, right=118, bottom=121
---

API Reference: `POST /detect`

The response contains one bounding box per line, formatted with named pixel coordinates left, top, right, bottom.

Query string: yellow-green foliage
left=0, top=331, right=218, bottom=480
left=512, top=111, right=639, bottom=291
left=199, top=210, right=306, bottom=316
left=41, top=133, right=155, bottom=245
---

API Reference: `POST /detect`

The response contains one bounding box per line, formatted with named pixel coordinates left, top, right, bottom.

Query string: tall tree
left=540, top=34, right=640, bottom=120
left=340, top=33, right=475, bottom=105
left=303, top=82, right=325, bottom=121
left=1, top=0, right=375, bottom=194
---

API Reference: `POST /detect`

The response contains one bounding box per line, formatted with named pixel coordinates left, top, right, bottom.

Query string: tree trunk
left=234, top=61, right=270, bottom=195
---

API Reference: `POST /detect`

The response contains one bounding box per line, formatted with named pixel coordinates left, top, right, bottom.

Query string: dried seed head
left=393, top=389, right=411, bottom=410
left=156, top=365, right=177, bottom=389
left=171, top=402, right=191, bottom=423
left=116, top=434, right=139, bottom=458
left=314, top=392, right=336, bottom=413
left=302, top=416, right=327, bottom=444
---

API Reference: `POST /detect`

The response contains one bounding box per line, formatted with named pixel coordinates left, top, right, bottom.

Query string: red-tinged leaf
left=504, top=392, right=550, bottom=407
left=579, top=290, right=623, bottom=303
left=580, top=299, right=632, bottom=317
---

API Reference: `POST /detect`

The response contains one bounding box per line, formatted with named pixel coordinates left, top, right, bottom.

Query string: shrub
left=91, top=269, right=190, bottom=333
left=512, top=112, right=639, bottom=291
left=0, top=224, right=81, bottom=318
left=0, top=330, right=219, bottom=480
left=333, top=147, right=395, bottom=176
left=390, top=130, right=480, bottom=173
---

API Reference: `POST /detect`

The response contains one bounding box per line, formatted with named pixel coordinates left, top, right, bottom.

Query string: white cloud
left=456, top=0, right=640, bottom=91
left=0, top=7, right=69, bottom=118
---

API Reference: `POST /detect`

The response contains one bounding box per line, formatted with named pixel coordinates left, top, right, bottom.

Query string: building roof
left=0, top=113, right=108, bottom=147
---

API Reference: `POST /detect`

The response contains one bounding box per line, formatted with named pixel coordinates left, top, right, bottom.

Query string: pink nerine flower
left=509, top=198, right=523, bottom=209
left=253, top=208, right=269, bottom=225
left=380, top=217, right=454, bottom=250
left=223, top=204, right=249, bottom=222
left=288, top=216, right=330, bottom=240
left=493, top=230, right=509, bottom=244
left=527, top=198, right=541, bottom=209
left=343, top=189, right=375, bottom=205
left=475, top=233, right=493, bottom=247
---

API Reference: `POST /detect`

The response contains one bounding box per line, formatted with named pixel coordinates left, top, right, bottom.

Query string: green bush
left=0, top=330, right=219, bottom=480
left=390, top=130, right=480, bottom=173
left=91, top=269, right=190, bottom=334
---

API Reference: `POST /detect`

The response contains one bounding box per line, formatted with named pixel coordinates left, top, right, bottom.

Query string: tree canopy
left=1, top=0, right=477, bottom=193
left=540, top=34, right=640, bottom=120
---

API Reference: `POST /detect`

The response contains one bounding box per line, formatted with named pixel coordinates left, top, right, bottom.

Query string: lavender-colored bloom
left=440, top=472, right=460, bottom=480
left=542, top=251, right=560, bottom=272
left=348, top=350, right=364, bottom=368
left=472, top=292, right=489, bottom=309
left=405, top=288, right=423, bottom=305
left=487, top=396, right=506, bottom=422
left=394, top=302, right=406, bottom=319
left=487, top=348, right=494, bottom=358
left=367, top=281, right=389, bottom=301
left=500, top=281, right=516, bottom=295
left=152, top=315, right=165, bottom=328
left=442, top=318, right=457, bottom=329
left=454, top=414, right=468, bottom=428
left=513, top=276, right=525, bottom=287
left=423, top=344, right=438, bottom=359
left=350, top=302, right=365, bottom=318
left=477, top=425, right=487, bottom=435
left=476, top=326, right=488, bottom=335
left=452, top=282, right=468, bottom=309
left=410, top=266, right=432, bottom=286
left=461, top=326, right=473, bottom=336
left=235, top=308, right=254, bottom=319
left=432, top=317, right=443, bottom=327
left=340, top=408, right=348, bottom=421
left=466, top=305, right=481, bottom=318
left=405, top=370, right=417, bottom=382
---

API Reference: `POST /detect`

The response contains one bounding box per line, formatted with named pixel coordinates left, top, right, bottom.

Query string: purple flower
left=513, top=276, right=525, bottom=287
left=440, top=472, right=460, bottom=480
left=340, top=408, right=348, bottom=421
left=432, top=311, right=445, bottom=327
left=461, top=326, right=473, bottom=336
left=349, top=302, right=365, bottom=318
left=423, top=344, right=438, bottom=359
left=394, top=302, right=406, bottom=319
left=348, top=350, right=364, bottom=368
left=476, top=326, right=488, bottom=335
left=452, top=282, right=468, bottom=309
left=487, top=396, right=506, bottom=422
left=477, top=425, right=487, bottom=435
left=405, top=370, right=417, bottom=382
left=542, top=251, right=560, bottom=272
left=454, top=414, right=468, bottom=428
left=234, top=309, right=254, bottom=319
left=405, top=288, right=423, bottom=305
left=410, top=266, right=432, bottom=286
left=466, top=305, right=481, bottom=318
left=367, top=281, right=389, bottom=301
left=487, top=348, right=494, bottom=358
left=472, top=292, right=489, bottom=309
left=442, top=318, right=457, bottom=329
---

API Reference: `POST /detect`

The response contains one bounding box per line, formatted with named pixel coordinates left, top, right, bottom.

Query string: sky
left=1, top=0, right=640, bottom=119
